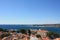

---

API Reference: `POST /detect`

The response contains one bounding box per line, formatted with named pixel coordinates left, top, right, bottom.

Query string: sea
left=0, top=25, right=60, bottom=34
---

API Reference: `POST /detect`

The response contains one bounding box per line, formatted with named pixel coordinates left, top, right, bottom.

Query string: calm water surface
left=0, top=25, right=60, bottom=33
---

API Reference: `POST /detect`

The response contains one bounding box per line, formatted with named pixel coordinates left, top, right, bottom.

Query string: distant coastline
left=0, top=24, right=60, bottom=27
left=33, top=24, right=60, bottom=27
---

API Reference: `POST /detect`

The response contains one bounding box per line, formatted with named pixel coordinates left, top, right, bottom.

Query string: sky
left=0, top=0, right=60, bottom=24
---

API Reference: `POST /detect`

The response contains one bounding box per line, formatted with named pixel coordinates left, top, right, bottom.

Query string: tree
left=47, top=32, right=60, bottom=39
left=0, top=28, right=8, bottom=32
left=28, top=29, right=31, bottom=36
left=20, top=29, right=27, bottom=34
left=3, top=29, right=8, bottom=32
left=0, top=28, right=4, bottom=31
left=36, top=34, right=41, bottom=38
left=0, top=33, right=11, bottom=38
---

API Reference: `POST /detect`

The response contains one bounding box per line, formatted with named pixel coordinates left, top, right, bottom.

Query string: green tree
left=0, top=28, right=4, bottom=31
left=28, top=29, right=31, bottom=36
left=47, top=32, right=60, bottom=39
left=0, top=33, right=11, bottom=38
left=20, top=29, right=27, bottom=34
left=36, top=34, right=41, bottom=38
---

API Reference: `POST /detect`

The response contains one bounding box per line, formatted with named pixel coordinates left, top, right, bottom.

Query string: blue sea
left=0, top=25, right=60, bottom=34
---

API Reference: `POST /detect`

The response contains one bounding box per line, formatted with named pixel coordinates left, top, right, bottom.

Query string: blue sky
left=0, top=0, right=60, bottom=24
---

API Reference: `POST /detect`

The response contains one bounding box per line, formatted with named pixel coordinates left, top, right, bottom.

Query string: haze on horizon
left=0, top=0, right=60, bottom=24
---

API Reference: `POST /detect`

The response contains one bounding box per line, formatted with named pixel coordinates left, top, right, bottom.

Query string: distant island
left=33, top=24, right=60, bottom=27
